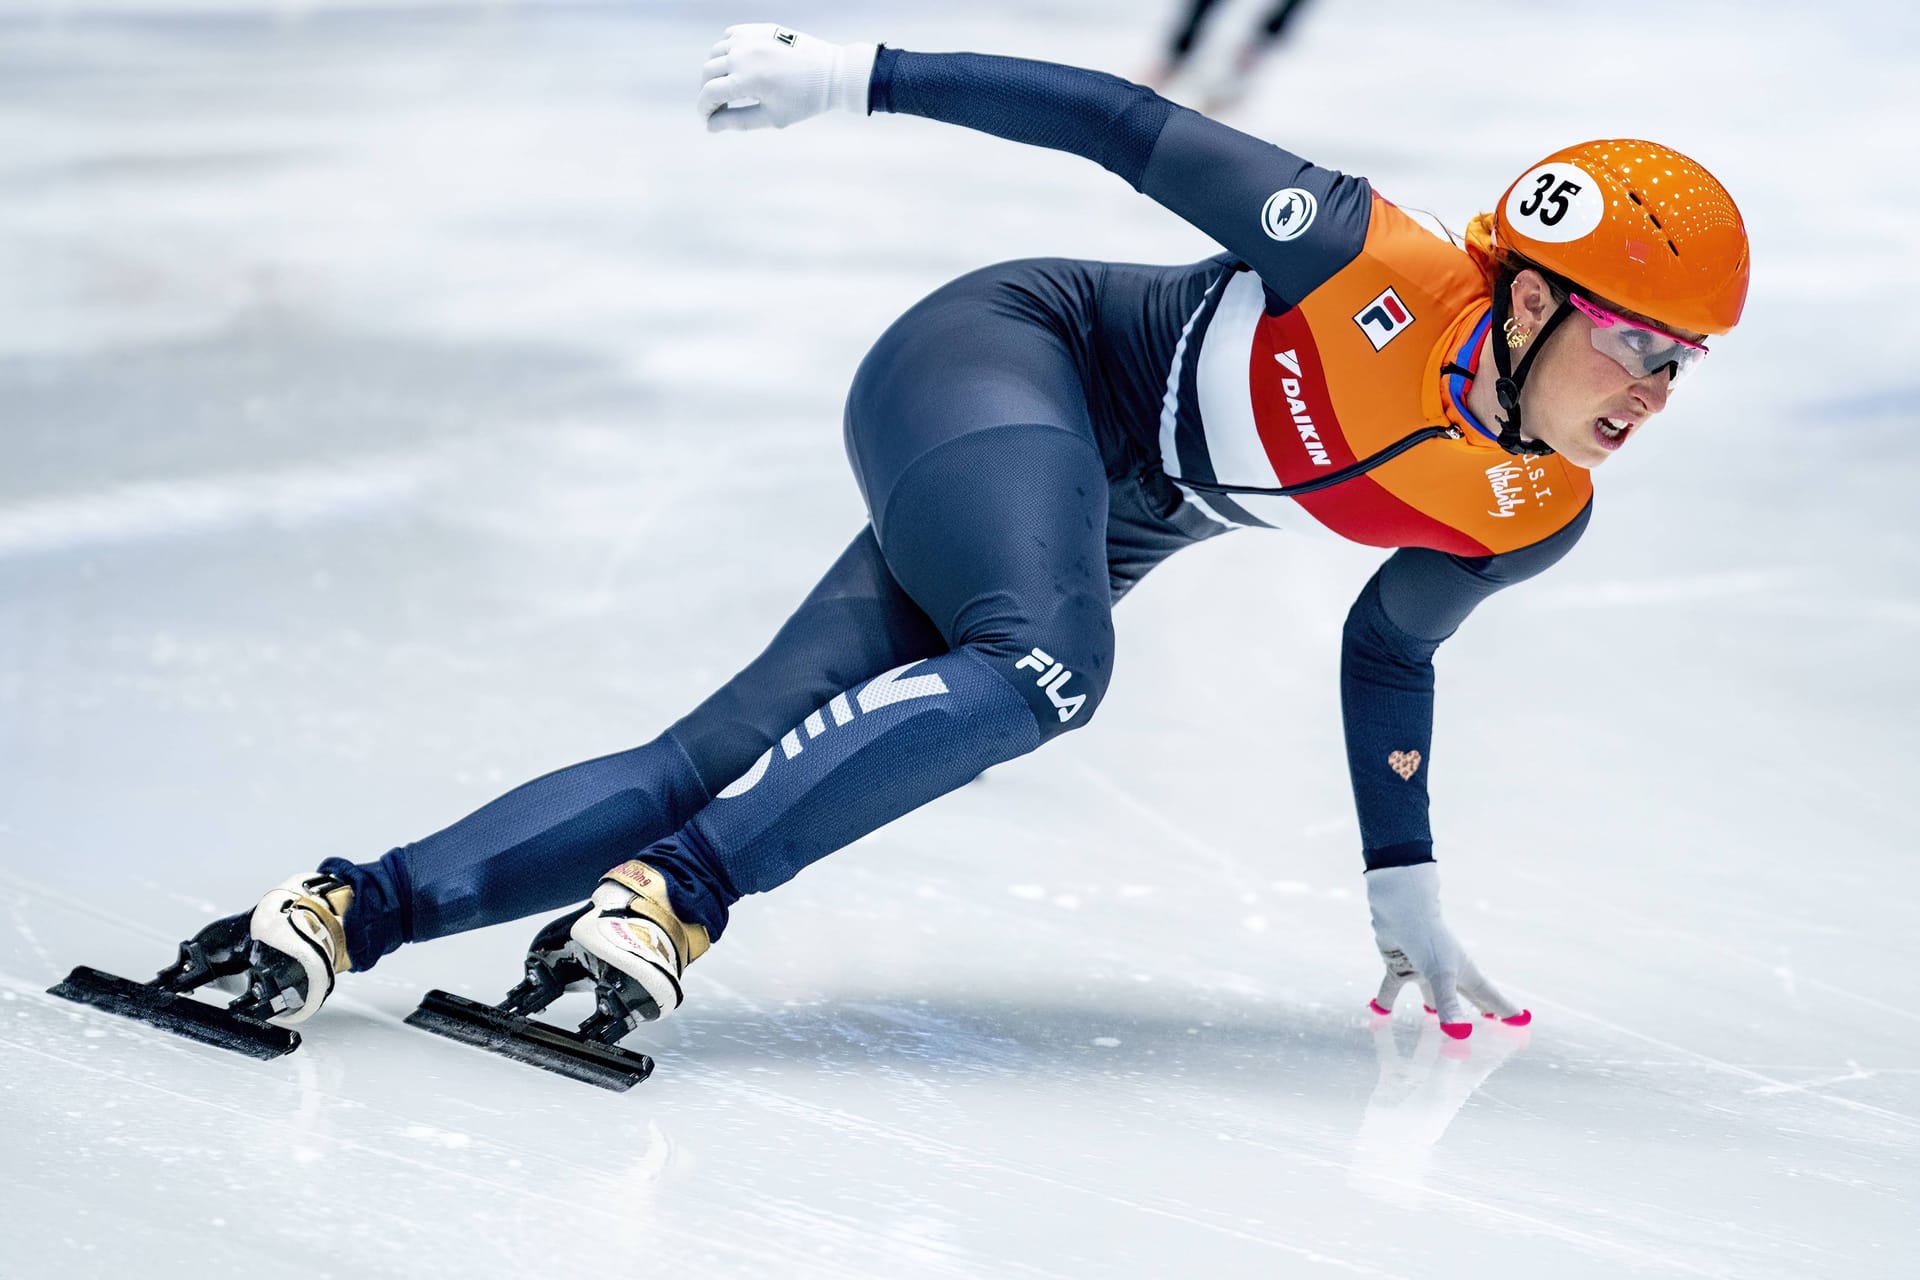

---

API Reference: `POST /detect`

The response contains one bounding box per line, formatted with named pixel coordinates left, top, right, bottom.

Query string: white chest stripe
left=1183, top=272, right=1343, bottom=538
left=1157, top=271, right=1237, bottom=529
left=1191, top=272, right=1272, bottom=529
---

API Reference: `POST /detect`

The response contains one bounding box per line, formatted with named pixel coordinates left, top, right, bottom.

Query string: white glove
left=698, top=24, right=879, bottom=132
left=1365, top=862, right=1530, bottom=1038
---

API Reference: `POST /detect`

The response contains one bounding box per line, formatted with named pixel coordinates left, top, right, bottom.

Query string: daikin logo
left=1273, top=350, right=1332, bottom=467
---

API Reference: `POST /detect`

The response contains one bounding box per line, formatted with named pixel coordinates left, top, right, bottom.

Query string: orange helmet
left=1484, top=139, right=1749, bottom=336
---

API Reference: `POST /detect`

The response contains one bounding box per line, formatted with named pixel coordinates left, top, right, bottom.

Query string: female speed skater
left=181, top=24, right=1751, bottom=1049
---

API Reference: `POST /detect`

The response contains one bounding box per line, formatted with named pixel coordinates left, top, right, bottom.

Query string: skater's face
left=1505, top=269, right=1697, bottom=469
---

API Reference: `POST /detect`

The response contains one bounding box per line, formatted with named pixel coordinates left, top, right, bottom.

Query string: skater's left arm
left=1342, top=502, right=1591, bottom=1034
left=697, top=26, right=1367, bottom=298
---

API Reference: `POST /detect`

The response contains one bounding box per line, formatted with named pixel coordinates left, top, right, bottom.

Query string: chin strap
left=1483, top=275, right=1575, bottom=458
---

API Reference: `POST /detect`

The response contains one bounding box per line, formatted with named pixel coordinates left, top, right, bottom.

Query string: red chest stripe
left=1294, top=474, right=1493, bottom=556
left=1248, top=309, right=1493, bottom=556
left=1249, top=310, right=1357, bottom=480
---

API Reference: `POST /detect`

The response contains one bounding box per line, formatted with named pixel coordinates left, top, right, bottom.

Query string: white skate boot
left=568, top=860, right=709, bottom=1023
left=245, top=873, right=355, bottom=1025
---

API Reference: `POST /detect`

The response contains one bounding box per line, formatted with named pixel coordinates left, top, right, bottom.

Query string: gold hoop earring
left=1502, top=317, right=1530, bottom=348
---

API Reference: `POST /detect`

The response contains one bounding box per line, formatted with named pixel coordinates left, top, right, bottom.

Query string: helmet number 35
left=1518, top=174, right=1580, bottom=225
left=1504, top=163, right=1604, bottom=243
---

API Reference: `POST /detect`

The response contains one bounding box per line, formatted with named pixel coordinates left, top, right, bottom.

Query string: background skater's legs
left=1148, top=0, right=1230, bottom=84
left=1258, top=0, right=1316, bottom=46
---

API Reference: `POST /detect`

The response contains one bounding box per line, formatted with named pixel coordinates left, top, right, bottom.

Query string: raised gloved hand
left=698, top=24, right=879, bottom=132
left=1365, top=862, right=1531, bottom=1039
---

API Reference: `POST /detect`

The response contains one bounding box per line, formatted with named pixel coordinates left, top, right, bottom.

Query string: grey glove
left=1365, top=862, right=1531, bottom=1039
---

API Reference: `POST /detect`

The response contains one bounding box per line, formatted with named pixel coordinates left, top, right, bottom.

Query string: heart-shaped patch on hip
left=1388, top=749, right=1422, bottom=781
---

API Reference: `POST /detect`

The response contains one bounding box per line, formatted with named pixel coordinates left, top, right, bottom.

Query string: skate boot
left=47, top=871, right=353, bottom=1059
left=568, top=860, right=709, bottom=1027
left=241, top=872, right=355, bottom=1025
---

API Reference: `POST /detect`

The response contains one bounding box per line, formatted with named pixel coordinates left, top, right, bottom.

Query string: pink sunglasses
left=1568, top=292, right=1709, bottom=383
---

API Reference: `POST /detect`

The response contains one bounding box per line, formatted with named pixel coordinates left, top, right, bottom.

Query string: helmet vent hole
left=1645, top=212, right=1664, bottom=230
left=1667, top=239, right=1680, bottom=257
left=1628, top=190, right=1645, bottom=205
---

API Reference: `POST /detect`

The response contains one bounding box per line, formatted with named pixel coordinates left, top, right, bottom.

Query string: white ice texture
left=2, top=1, right=1916, bottom=1277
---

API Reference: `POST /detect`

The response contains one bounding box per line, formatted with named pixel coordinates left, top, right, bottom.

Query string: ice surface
left=3, top=1, right=1916, bottom=1277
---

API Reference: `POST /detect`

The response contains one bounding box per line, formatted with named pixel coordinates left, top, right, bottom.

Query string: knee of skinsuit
left=971, top=627, right=1114, bottom=742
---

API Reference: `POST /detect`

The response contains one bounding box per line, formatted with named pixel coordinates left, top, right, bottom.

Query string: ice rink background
left=2, top=1, right=1915, bottom=1276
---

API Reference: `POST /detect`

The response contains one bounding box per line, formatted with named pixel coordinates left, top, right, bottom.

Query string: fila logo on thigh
left=1015, top=648, right=1088, bottom=723
left=714, top=661, right=950, bottom=799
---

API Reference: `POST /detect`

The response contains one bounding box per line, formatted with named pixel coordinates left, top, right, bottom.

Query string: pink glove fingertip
left=1422, top=1004, right=1436, bottom=1016
left=1440, top=1021, right=1473, bottom=1040
left=1500, top=1010, right=1532, bottom=1027
left=1367, top=999, right=1392, bottom=1016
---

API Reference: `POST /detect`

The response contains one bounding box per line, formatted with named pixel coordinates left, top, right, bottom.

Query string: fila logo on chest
left=1353, top=287, right=1414, bottom=351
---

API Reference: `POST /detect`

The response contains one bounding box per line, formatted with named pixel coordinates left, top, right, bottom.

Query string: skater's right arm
left=697, top=26, right=1369, bottom=301
left=1340, top=510, right=1590, bottom=1033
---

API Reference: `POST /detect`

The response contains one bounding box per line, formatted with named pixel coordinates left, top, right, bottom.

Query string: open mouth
left=1593, top=416, right=1634, bottom=452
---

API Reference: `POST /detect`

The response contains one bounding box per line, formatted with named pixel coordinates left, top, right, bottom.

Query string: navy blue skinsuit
left=321, top=51, right=1587, bottom=968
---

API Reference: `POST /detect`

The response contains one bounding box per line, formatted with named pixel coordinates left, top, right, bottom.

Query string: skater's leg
left=1197, top=0, right=1315, bottom=113
left=620, top=264, right=1123, bottom=941
left=1143, top=0, right=1228, bottom=89
left=322, top=529, right=944, bottom=969
left=639, top=420, right=1116, bottom=940
left=1258, top=0, right=1315, bottom=42
left=666, top=527, right=946, bottom=799
left=1168, top=0, right=1228, bottom=63
left=318, top=735, right=709, bottom=968
left=559, top=265, right=1225, bottom=1021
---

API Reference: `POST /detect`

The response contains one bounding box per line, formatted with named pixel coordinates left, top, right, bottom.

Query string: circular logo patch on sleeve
left=1262, top=187, right=1319, bottom=242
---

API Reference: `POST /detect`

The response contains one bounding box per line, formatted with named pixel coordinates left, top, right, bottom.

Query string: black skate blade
left=405, top=989, right=653, bottom=1092
left=47, top=965, right=300, bottom=1061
